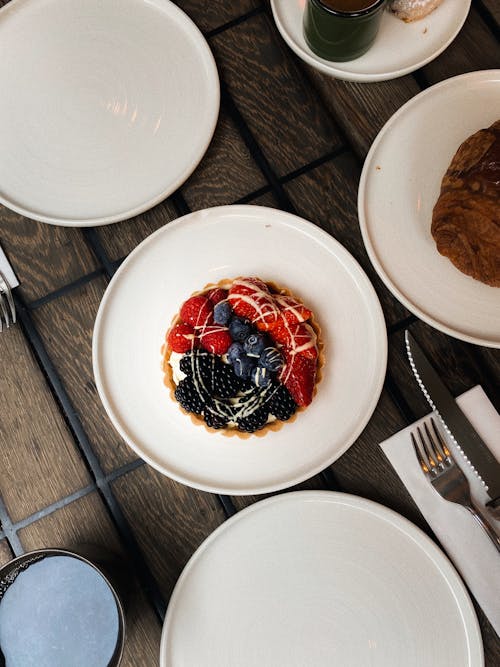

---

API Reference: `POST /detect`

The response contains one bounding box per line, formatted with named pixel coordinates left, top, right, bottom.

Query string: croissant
left=390, top=0, right=443, bottom=22
left=431, top=120, right=500, bottom=287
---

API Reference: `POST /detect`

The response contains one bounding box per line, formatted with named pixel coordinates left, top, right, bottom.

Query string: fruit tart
left=162, top=277, right=324, bottom=437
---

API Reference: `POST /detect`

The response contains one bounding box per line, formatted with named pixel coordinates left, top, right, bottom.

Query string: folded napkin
left=381, top=386, right=500, bottom=636
left=0, top=243, right=19, bottom=289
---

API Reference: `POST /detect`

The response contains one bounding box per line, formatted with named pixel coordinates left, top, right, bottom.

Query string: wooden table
left=0, top=0, right=499, bottom=663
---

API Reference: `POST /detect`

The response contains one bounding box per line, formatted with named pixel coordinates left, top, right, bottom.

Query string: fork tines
left=0, top=270, right=16, bottom=332
left=411, top=417, right=451, bottom=475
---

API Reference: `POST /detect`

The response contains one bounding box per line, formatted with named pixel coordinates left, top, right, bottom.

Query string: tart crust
left=161, top=278, right=324, bottom=438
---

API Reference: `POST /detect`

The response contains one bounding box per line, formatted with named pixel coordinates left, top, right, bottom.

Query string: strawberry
left=198, top=325, right=232, bottom=355
left=270, top=321, right=317, bottom=360
left=274, top=294, right=312, bottom=325
left=279, top=351, right=316, bottom=407
left=228, top=278, right=280, bottom=330
left=207, top=288, right=228, bottom=305
left=167, top=323, right=196, bottom=353
left=180, top=295, right=213, bottom=328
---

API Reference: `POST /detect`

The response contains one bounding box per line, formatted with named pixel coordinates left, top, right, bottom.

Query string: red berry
left=228, top=278, right=280, bottom=330
left=207, top=288, right=228, bottom=305
left=279, top=351, right=316, bottom=407
left=274, top=294, right=312, bottom=325
left=198, top=325, right=232, bottom=355
left=167, top=323, right=196, bottom=353
left=180, top=295, right=213, bottom=328
left=270, top=321, right=317, bottom=360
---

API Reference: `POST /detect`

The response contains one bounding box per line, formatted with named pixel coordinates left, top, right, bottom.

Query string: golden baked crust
left=162, top=278, right=324, bottom=438
left=431, top=120, right=500, bottom=287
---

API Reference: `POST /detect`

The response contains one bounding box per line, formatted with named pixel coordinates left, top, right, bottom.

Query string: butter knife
left=405, top=331, right=500, bottom=509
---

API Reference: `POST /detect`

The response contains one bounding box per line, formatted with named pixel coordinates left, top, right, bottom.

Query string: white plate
left=270, top=0, right=470, bottom=82
left=0, top=0, right=219, bottom=226
left=359, top=70, right=500, bottom=348
left=93, top=205, right=387, bottom=495
left=160, top=491, right=483, bottom=667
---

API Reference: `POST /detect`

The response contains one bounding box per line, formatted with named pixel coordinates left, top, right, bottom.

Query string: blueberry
left=213, top=300, right=232, bottom=326
left=229, top=317, right=252, bottom=342
left=259, top=346, right=284, bottom=372
left=244, top=333, right=265, bottom=357
left=232, top=354, right=256, bottom=380
left=251, top=365, right=272, bottom=388
left=227, top=342, right=245, bottom=364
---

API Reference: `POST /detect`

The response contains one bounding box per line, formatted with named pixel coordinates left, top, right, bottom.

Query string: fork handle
left=466, top=506, right=500, bottom=553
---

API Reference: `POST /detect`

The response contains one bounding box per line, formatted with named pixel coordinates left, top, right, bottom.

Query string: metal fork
left=0, top=269, right=16, bottom=332
left=412, top=417, right=500, bottom=553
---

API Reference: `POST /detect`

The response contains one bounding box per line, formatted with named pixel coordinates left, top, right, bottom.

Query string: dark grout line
left=411, top=69, right=431, bottom=91
left=320, top=467, right=342, bottom=491
left=105, top=458, right=145, bottom=484
left=82, top=228, right=116, bottom=278
left=473, top=0, right=500, bottom=43
left=218, top=495, right=238, bottom=518
left=384, top=371, right=417, bottom=425
left=388, top=315, right=418, bottom=336
left=169, top=190, right=192, bottom=217
left=0, top=496, right=23, bottom=557
left=27, top=268, right=105, bottom=310
left=205, top=6, right=265, bottom=39
left=281, top=147, right=348, bottom=183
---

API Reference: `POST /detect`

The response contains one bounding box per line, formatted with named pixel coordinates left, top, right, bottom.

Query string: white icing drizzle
left=228, top=279, right=280, bottom=325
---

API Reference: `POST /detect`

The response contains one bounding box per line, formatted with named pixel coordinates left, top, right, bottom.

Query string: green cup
left=303, top=0, right=387, bottom=62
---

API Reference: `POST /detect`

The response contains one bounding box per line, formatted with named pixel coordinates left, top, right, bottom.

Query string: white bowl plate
left=93, top=205, right=387, bottom=495
left=160, top=491, right=483, bottom=667
left=0, top=0, right=219, bottom=226
left=270, top=0, right=470, bottom=82
left=359, top=70, right=500, bottom=348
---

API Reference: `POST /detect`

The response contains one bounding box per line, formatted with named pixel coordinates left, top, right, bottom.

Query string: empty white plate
left=270, top=0, right=470, bottom=82
left=93, top=205, right=387, bottom=495
left=358, top=70, right=500, bottom=348
left=160, top=491, right=483, bottom=666
left=0, top=0, right=219, bottom=226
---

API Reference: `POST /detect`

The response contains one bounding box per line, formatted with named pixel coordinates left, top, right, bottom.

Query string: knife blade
left=405, top=330, right=500, bottom=508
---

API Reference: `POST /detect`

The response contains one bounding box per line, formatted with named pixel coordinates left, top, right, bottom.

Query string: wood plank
left=182, top=109, right=268, bottom=209
left=304, top=71, right=420, bottom=160
left=17, top=492, right=161, bottom=667
left=211, top=13, right=343, bottom=177
left=231, top=474, right=329, bottom=512
left=32, top=277, right=137, bottom=472
left=112, top=466, right=226, bottom=599
left=479, top=0, right=500, bottom=27
left=0, top=207, right=98, bottom=302
left=0, top=326, right=90, bottom=522
left=0, top=540, right=13, bottom=567
left=284, top=152, right=410, bottom=325
left=422, top=7, right=500, bottom=83
left=176, top=0, right=260, bottom=33
left=97, top=199, right=178, bottom=262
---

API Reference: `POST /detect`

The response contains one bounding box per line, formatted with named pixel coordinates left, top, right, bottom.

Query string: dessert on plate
left=389, top=0, right=444, bottom=22
left=162, top=277, right=323, bottom=437
left=431, top=119, right=500, bottom=287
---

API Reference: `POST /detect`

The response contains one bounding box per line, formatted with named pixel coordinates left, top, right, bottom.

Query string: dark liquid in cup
left=319, top=0, right=379, bottom=11
left=0, top=555, right=120, bottom=667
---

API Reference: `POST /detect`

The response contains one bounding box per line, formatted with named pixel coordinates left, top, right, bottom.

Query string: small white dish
left=160, top=491, right=483, bottom=667
left=0, top=0, right=219, bottom=226
left=93, top=205, right=387, bottom=495
left=270, top=0, right=471, bottom=82
left=358, top=70, right=500, bottom=348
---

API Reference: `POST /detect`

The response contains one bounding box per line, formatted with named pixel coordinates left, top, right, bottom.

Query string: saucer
left=270, top=0, right=471, bottom=82
left=0, top=0, right=219, bottom=226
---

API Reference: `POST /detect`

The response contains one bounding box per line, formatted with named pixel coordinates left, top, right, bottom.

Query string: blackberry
left=204, top=406, right=227, bottom=430
left=237, top=408, right=269, bottom=433
left=174, top=378, right=207, bottom=415
left=179, top=349, right=212, bottom=376
left=212, top=363, right=241, bottom=399
left=268, top=384, right=297, bottom=421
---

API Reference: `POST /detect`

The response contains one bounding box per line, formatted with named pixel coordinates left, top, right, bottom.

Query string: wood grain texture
left=17, top=492, right=161, bottom=667
left=211, top=13, right=343, bottom=177
left=176, top=0, right=260, bottom=33
left=422, top=7, right=500, bottom=83
left=0, top=326, right=90, bottom=522
left=0, top=540, right=13, bottom=567
left=0, top=207, right=97, bottom=302
left=112, top=466, right=226, bottom=599
left=182, top=109, right=268, bottom=209
left=97, top=199, right=178, bottom=262
left=478, top=0, right=500, bottom=26
left=32, top=277, right=137, bottom=472
left=284, top=151, right=410, bottom=325
left=304, top=70, right=420, bottom=160
left=231, top=474, right=329, bottom=511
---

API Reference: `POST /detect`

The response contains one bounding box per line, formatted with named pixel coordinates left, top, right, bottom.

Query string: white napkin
left=0, top=243, right=19, bottom=288
left=381, top=386, right=500, bottom=636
